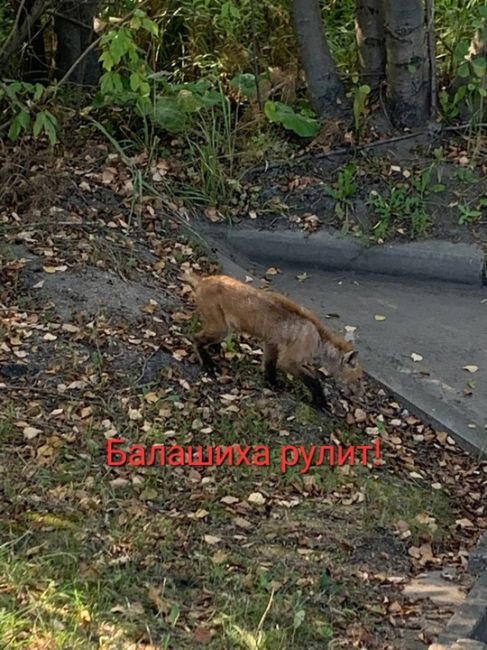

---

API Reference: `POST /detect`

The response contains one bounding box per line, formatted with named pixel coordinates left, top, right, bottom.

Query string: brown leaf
left=192, top=626, right=212, bottom=644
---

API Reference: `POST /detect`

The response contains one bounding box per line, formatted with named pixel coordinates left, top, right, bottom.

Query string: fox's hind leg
left=193, top=304, right=227, bottom=374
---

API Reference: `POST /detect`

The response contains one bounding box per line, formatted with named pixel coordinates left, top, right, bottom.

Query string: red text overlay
left=107, top=439, right=381, bottom=473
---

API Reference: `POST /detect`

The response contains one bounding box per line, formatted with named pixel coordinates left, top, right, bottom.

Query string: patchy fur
left=184, top=271, right=364, bottom=409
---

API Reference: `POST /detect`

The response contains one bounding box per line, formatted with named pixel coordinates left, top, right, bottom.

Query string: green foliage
left=439, top=4, right=487, bottom=124
left=97, top=9, right=158, bottom=112
left=1, top=81, right=58, bottom=145
left=324, top=163, right=358, bottom=232
left=458, top=199, right=487, bottom=225
left=185, top=86, right=239, bottom=204
left=349, top=74, right=371, bottom=139
left=368, top=188, right=427, bottom=240
left=352, top=84, right=370, bottom=138
left=367, top=167, right=447, bottom=239
left=264, top=100, right=319, bottom=138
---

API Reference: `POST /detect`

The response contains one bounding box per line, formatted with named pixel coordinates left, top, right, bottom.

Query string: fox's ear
left=343, top=350, right=359, bottom=368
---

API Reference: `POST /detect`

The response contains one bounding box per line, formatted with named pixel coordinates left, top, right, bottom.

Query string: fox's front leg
left=279, top=356, right=330, bottom=412
left=300, top=370, right=330, bottom=412
left=263, top=342, right=279, bottom=386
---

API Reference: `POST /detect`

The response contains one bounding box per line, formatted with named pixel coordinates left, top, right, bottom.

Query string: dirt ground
left=236, top=133, right=487, bottom=250
left=1, top=140, right=487, bottom=649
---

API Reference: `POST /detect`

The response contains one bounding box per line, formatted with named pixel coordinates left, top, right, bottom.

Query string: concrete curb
left=470, top=533, right=487, bottom=576
left=218, top=227, right=486, bottom=286
left=428, top=573, right=487, bottom=648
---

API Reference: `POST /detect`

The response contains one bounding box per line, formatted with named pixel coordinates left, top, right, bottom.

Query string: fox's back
left=196, top=275, right=321, bottom=347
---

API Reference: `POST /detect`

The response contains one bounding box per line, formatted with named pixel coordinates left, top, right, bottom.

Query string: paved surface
left=213, top=240, right=487, bottom=454
left=270, top=270, right=487, bottom=452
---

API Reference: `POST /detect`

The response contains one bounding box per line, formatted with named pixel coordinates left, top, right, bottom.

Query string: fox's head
left=317, top=344, right=365, bottom=399
left=334, top=349, right=365, bottom=398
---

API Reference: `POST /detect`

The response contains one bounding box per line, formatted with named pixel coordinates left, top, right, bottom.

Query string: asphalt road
left=216, top=246, right=487, bottom=454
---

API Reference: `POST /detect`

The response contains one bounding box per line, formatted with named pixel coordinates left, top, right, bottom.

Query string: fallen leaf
left=110, top=478, right=130, bottom=488
left=463, top=365, right=479, bottom=373
left=221, top=495, right=239, bottom=505
left=192, top=626, right=212, bottom=644
left=265, top=267, right=280, bottom=276
left=374, top=314, right=386, bottom=321
left=234, top=516, right=252, bottom=530
left=140, top=487, right=158, bottom=500
left=23, top=426, right=42, bottom=440
left=411, top=353, right=423, bottom=362
left=248, top=492, right=266, bottom=505
left=456, top=518, right=474, bottom=528
left=43, top=265, right=67, bottom=273
left=204, top=534, right=221, bottom=545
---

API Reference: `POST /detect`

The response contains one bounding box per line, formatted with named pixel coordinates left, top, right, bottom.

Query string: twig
left=426, top=0, right=437, bottom=116
left=244, top=122, right=487, bottom=176
left=52, top=11, right=93, bottom=31
left=0, top=0, right=52, bottom=74
left=0, top=0, right=27, bottom=62
left=249, top=0, right=263, bottom=111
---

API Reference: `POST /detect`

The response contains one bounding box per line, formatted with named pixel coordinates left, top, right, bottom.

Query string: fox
left=183, top=270, right=364, bottom=411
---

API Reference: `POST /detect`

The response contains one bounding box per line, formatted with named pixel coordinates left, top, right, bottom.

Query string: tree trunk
left=290, top=0, right=345, bottom=117
left=0, top=0, right=51, bottom=77
left=20, top=0, right=49, bottom=82
left=355, top=0, right=385, bottom=89
left=54, top=0, right=101, bottom=85
left=383, top=0, right=430, bottom=127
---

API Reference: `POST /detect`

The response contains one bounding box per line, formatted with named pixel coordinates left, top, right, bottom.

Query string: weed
left=367, top=166, right=446, bottom=239
left=350, top=74, right=371, bottom=141
left=325, top=163, right=359, bottom=233
left=455, top=167, right=478, bottom=184
left=458, top=202, right=483, bottom=224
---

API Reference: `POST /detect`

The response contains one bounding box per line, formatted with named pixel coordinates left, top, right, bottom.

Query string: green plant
left=439, top=5, right=487, bottom=131
left=325, top=163, right=358, bottom=232
left=368, top=186, right=429, bottom=239
left=455, top=167, right=477, bottom=184
left=97, top=9, right=158, bottom=113
left=0, top=81, right=58, bottom=145
left=350, top=75, right=370, bottom=140
left=184, top=84, right=239, bottom=204
left=264, top=100, right=319, bottom=138
left=458, top=201, right=486, bottom=224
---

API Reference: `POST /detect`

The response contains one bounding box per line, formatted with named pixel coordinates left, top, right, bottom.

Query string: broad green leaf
left=471, top=56, right=486, bottom=78
left=177, top=89, right=204, bottom=113
left=142, top=18, right=159, bottom=35
left=33, top=83, right=45, bottom=101
left=8, top=113, right=25, bottom=141
left=230, top=73, right=258, bottom=98
left=100, top=50, right=114, bottom=71
left=33, top=112, right=46, bottom=138
left=130, top=71, right=141, bottom=91
left=153, top=96, right=187, bottom=133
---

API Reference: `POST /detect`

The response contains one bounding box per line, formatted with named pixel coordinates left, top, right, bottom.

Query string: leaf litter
left=0, top=139, right=486, bottom=650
